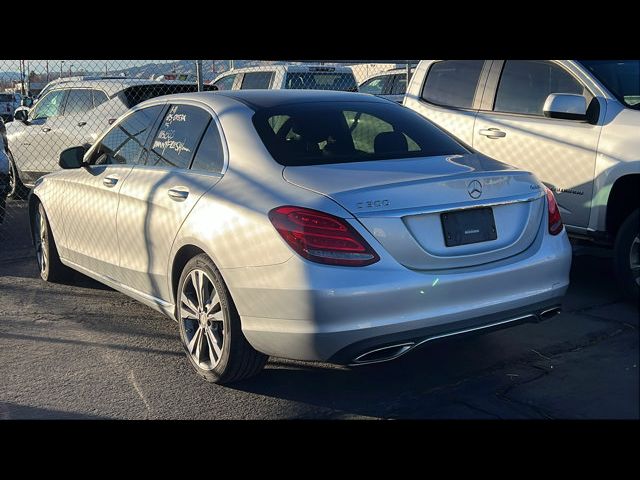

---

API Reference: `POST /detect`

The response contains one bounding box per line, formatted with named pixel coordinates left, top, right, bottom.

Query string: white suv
left=211, top=64, right=358, bottom=92
left=405, top=60, right=640, bottom=299
left=5, top=78, right=216, bottom=197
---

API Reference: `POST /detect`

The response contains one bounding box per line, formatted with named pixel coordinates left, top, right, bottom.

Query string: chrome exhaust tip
left=351, top=342, right=415, bottom=366
left=538, top=306, right=562, bottom=321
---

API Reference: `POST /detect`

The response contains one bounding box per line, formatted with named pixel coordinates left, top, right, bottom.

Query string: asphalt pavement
left=0, top=200, right=637, bottom=419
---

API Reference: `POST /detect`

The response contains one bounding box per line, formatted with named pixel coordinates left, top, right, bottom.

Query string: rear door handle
left=41, top=127, right=51, bottom=133
left=479, top=128, right=506, bottom=139
left=103, top=176, right=119, bottom=188
left=77, top=121, right=87, bottom=127
left=168, top=187, right=189, bottom=201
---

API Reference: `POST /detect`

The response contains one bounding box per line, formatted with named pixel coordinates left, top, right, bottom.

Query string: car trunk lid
left=283, top=154, right=546, bottom=270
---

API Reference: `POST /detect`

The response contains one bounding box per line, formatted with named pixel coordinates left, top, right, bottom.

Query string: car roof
left=143, top=89, right=389, bottom=111
left=47, top=78, right=203, bottom=98
left=212, top=89, right=387, bottom=109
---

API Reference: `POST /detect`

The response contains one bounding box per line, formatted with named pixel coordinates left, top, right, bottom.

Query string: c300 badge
left=357, top=199, right=390, bottom=209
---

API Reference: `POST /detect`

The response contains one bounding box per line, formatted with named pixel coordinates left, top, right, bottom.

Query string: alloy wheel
left=180, top=269, right=225, bottom=370
left=34, top=208, right=48, bottom=274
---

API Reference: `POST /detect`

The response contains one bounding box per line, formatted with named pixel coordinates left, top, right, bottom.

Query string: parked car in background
left=5, top=78, right=217, bottom=198
left=0, top=93, right=17, bottom=122
left=404, top=59, right=640, bottom=299
left=211, top=64, right=358, bottom=92
left=30, top=90, right=571, bottom=383
left=0, top=117, right=8, bottom=224
left=359, top=67, right=414, bottom=103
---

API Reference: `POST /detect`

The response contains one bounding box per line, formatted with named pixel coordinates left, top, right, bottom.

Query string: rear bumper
left=224, top=227, right=572, bottom=363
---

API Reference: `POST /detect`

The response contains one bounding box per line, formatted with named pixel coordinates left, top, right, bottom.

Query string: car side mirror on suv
left=14, top=109, right=29, bottom=123
left=543, top=93, right=587, bottom=121
left=59, top=145, right=89, bottom=169
left=22, top=97, right=33, bottom=108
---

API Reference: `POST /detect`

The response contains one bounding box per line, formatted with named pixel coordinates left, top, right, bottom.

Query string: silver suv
left=5, top=78, right=216, bottom=197
left=405, top=60, right=640, bottom=299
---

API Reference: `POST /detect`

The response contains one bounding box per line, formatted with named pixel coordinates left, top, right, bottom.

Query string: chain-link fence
left=0, top=59, right=417, bottom=233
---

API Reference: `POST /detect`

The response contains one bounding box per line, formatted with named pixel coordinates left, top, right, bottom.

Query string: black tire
left=177, top=253, right=268, bottom=384
left=7, top=151, right=29, bottom=200
left=34, top=202, right=73, bottom=283
left=613, top=209, right=640, bottom=302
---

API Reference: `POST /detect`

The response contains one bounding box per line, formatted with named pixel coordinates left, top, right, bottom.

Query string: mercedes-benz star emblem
left=468, top=180, right=482, bottom=199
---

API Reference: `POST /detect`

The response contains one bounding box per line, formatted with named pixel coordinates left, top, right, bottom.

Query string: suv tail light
left=268, top=206, right=380, bottom=267
left=546, top=187, right=563, bottom=235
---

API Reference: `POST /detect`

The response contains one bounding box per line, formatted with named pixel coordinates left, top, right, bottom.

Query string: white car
left=5, top=78, right=216, bottom=197
left=211, top=64, right=358, bottom=92
left=30, top=90, right=571, bottom=383
left=404, top=60, right=640, bottom=299
left=359, top=68, right=414, bottom=103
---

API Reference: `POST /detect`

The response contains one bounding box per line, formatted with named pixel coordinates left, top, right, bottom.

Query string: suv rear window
left=252, top=101, right=468, bottom=166
left=285, top=72, right=358, bottom=92
left=421, top=60, right=485, bottom=109
left=121, top=84, right=217, bottom=108
left=241, top=72, right=274, bottom=89
left=0, top=94, right=14, bottom=102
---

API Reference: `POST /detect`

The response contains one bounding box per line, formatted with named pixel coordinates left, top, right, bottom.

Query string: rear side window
left=421, top=60, right=485, bottom=109
left=92, top=90, right=109, bottom=107
left=92, top=105, right=164, bottom=165
left=64, top=89, right=94, bottom=115
left=213, top=74, right=236, bottom=90
left=252, top=100, right=468, bottom=167
left=241, top=72, right=274, bottom=89
left=147, top=104, right=210, bottom=169
left=190, top=121, right=225, bottom=174
left=494, top=60, right=589, bottom=116
left=391, top=74, right=408, bottom=95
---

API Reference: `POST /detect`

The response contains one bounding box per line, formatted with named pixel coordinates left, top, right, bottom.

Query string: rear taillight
left=268, top=206, right=380, bottom=267
left=546, top=187, right=563, bottom=235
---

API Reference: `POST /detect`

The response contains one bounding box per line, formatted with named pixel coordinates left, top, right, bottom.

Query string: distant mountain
left=0, top=71, right=23, bottom=81
left=108, top=60, right=287, bottom=82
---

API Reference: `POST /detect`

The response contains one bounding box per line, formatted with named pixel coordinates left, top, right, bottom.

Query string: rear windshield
left=0, top=94, right=14, bottom=102
left=285, top=72, right=358, bottom=92
left=252, top=101, right=468, bottom=166
left=121, top=84, right=218, bottom=108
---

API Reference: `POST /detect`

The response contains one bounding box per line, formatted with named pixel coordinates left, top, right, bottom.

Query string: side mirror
left=14, top=109, right=29, bottom=123
left=543, top=93, right=587, bottom=121
left=22, top=97, right=33, bottom=107
left=59, top=145, right=88, bottom=169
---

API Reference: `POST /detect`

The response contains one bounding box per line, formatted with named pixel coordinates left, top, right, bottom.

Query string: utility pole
left=26, top=60, right=31, bottom=96
left=406, top=60, right=411, bottom=87
left=60, top=60, right=65, bottom=79
left=19, top=60, right=25, bottom=96
left=46, top=60, right=50, bottom=83
left=196, top=60, right=203, bottom=92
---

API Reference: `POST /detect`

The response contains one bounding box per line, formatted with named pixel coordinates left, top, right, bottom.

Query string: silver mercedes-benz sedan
left=28, top=90, right=572, bottom=383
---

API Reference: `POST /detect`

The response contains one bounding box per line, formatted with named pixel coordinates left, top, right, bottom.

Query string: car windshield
left=579, top=60, right=640, bottom=109
left=252, top=100, right=469, bottom=167
left=285, top=72, right=358, bottom=92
